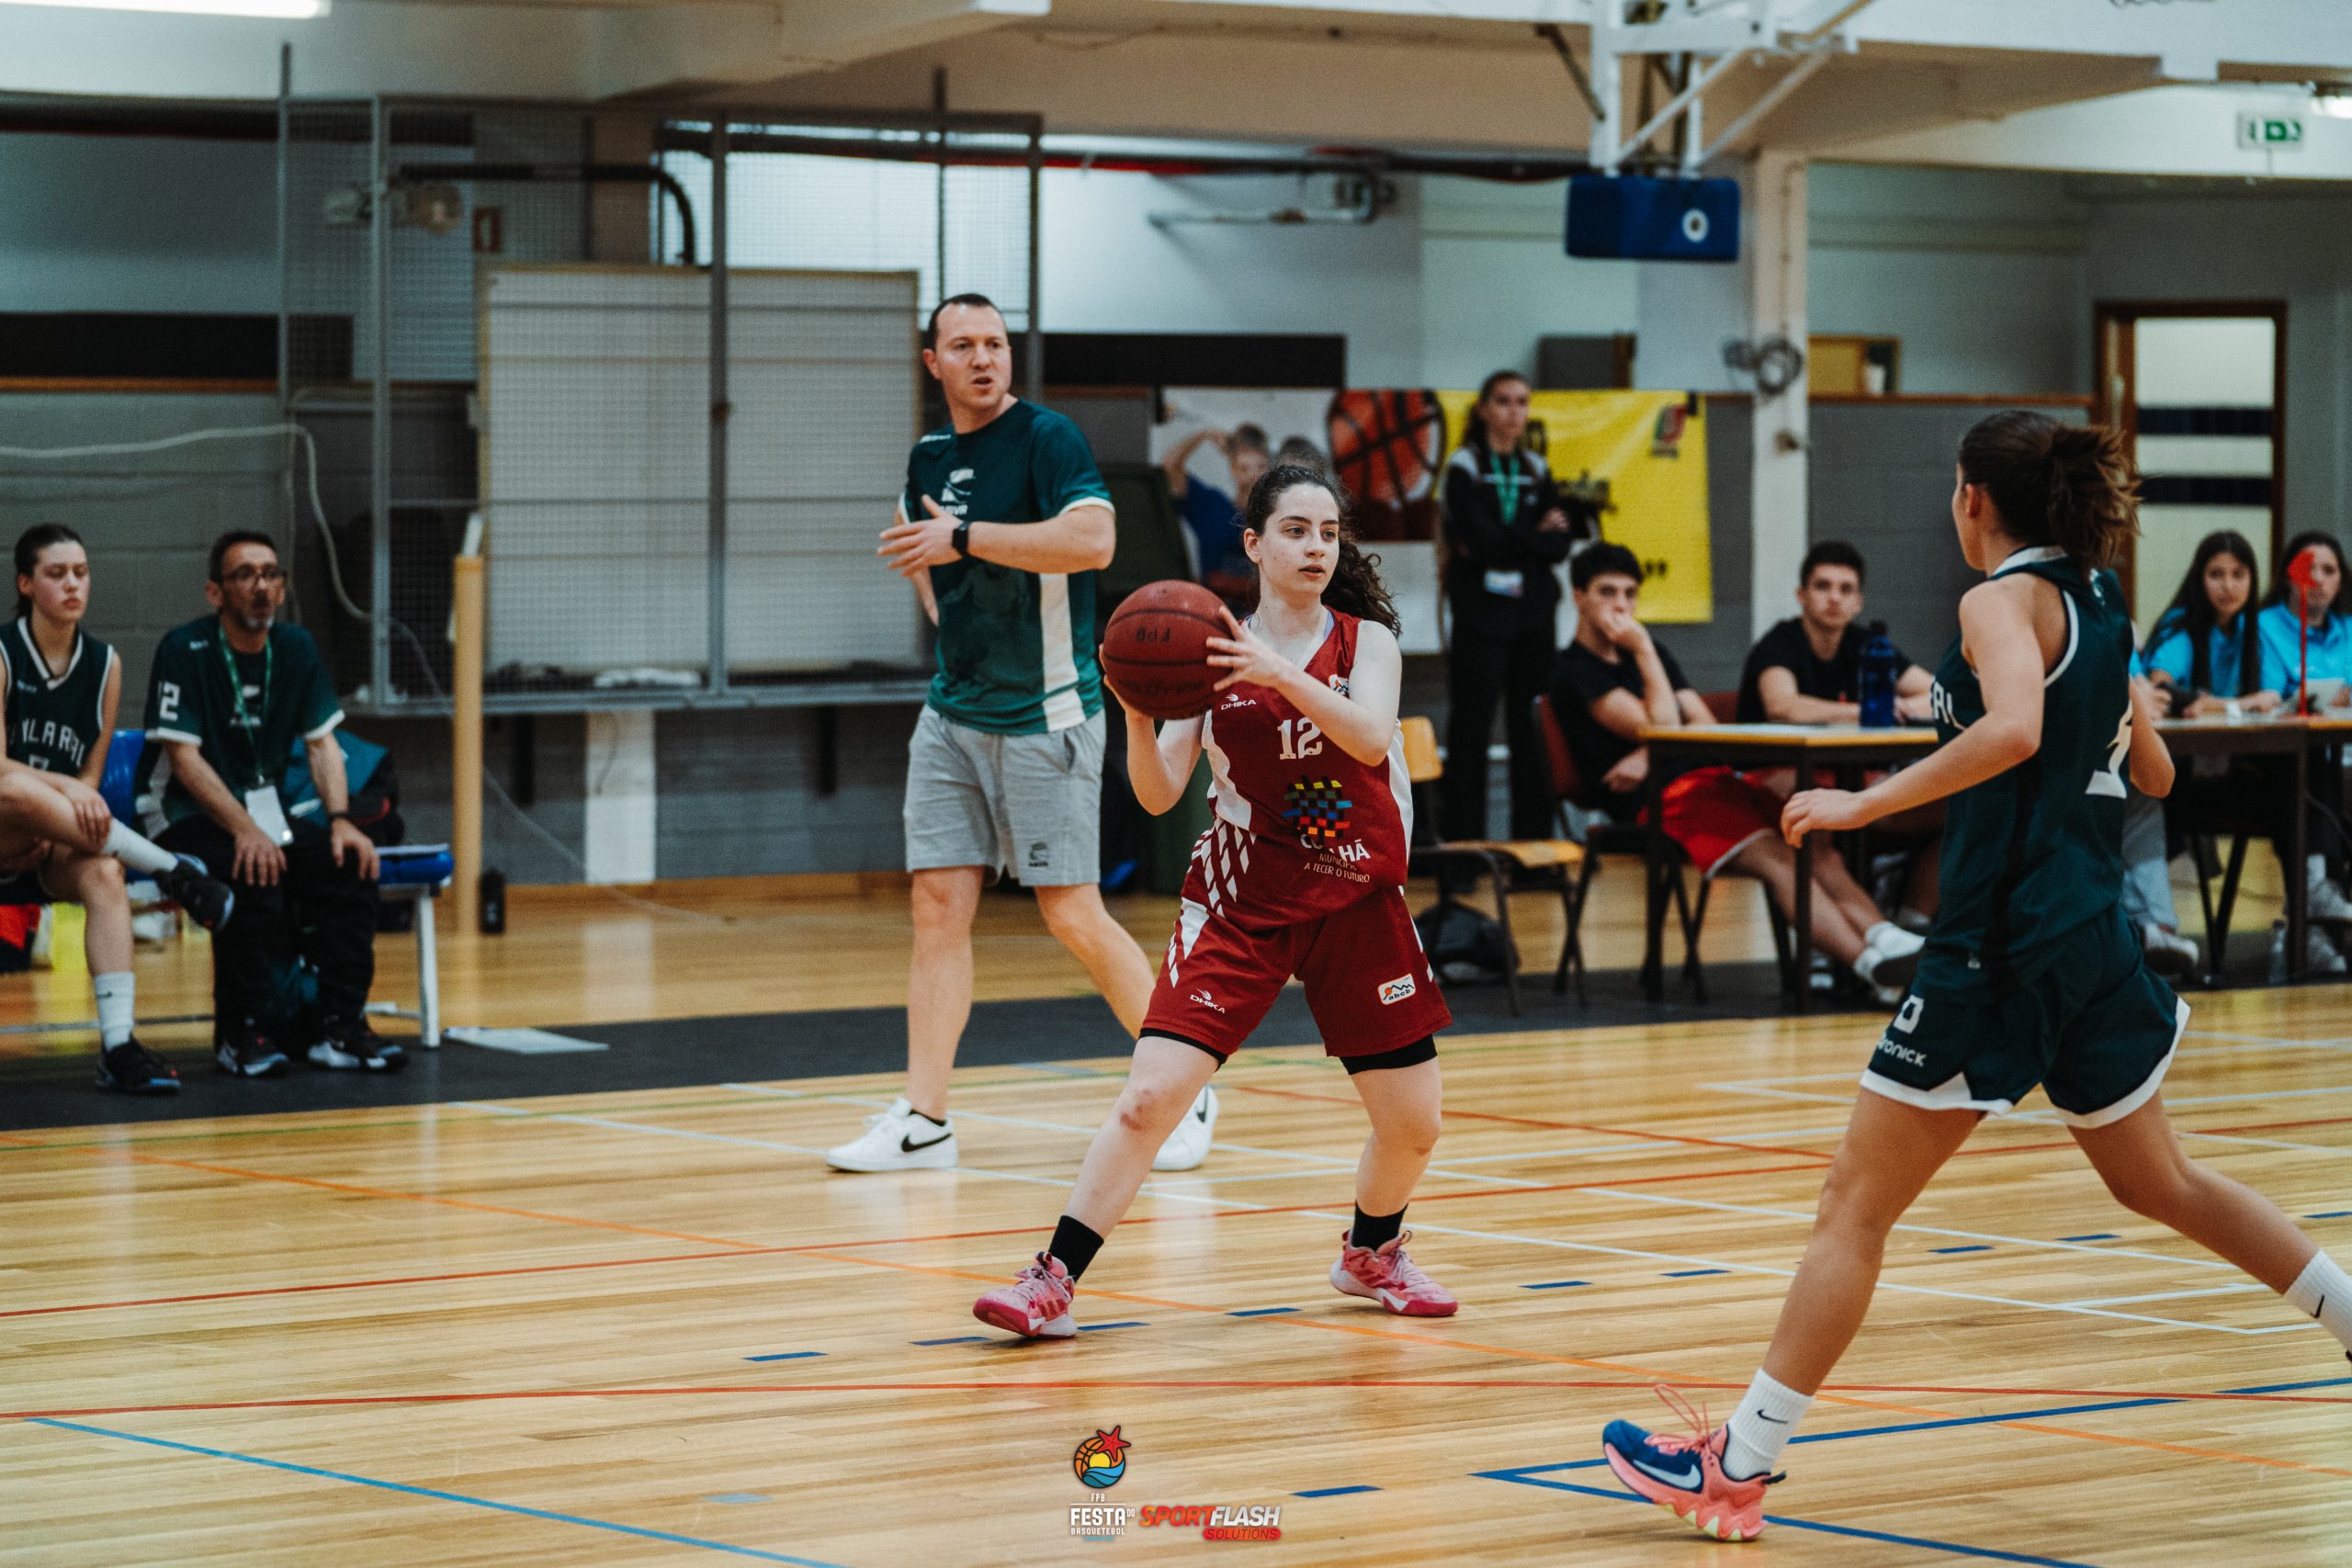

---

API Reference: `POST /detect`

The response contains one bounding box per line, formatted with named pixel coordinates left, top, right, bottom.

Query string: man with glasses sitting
left=143, top=530, right=396, bottom=1077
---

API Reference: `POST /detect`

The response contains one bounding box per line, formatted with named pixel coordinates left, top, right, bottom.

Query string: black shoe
left=160, top=854, right=235, bottom=931
left=308, top=1020, right=406, bottom=1072
left=96, top=1037, right=180, bottom=1096
left=216, top=1024, right=289, bottom=1078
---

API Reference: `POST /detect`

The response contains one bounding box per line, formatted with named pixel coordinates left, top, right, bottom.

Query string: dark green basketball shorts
left=1862, top=908, right=2188, bottom=1128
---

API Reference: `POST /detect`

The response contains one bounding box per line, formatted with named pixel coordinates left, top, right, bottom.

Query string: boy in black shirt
left=1550, top=544, right=1920, bottom=996
left=1735, top=542, right=1931, bottom=724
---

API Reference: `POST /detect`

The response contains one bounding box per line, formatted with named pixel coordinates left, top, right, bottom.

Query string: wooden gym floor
left=5, top=874, right=2345, bottom=1566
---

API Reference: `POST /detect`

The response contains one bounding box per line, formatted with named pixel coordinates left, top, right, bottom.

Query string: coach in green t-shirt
left=144, top=530, right=399, bottom=1078
left=828, top=293, right=1217, bottom=1176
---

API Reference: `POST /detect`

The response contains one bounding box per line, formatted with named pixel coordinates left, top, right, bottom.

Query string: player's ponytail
left=1957, top=410, right=2138, bottom=570
left=13, top=523, right=84, bottom=623
left=1239, top=463, right=1402, bottom=636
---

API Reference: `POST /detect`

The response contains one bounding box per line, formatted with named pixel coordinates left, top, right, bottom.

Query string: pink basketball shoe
left=1329, top=1230, right=1458, bottom=1317
left=972, top=1252, right=1078, bottom=1338
left=1601, top=1388, right=1777, bottom=1542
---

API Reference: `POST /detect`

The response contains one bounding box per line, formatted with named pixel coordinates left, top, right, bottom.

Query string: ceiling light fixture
left=2312, top=86, right=2352, bottom=120
left=0, top=0, right=326, bottom=17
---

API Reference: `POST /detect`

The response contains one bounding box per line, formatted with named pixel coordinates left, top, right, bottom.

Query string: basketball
left=1101, top=580, right=1229, bottom=719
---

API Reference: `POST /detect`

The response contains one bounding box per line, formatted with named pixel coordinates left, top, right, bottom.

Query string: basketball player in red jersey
left=972, top=462, right=1458, bottom=1337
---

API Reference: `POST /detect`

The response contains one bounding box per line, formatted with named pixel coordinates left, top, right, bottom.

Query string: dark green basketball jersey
left=1927, top=546, right=2136, bottom=975
left=2, top=618, right=113, bottom=777
left=903, top=399, right=1111, bottom=736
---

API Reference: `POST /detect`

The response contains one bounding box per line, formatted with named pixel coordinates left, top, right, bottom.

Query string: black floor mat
left=0, top=960, right=1825, bottom=1133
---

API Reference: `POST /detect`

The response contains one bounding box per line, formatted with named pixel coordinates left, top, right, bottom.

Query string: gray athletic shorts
left=903, top=705, right=1103, bottom=886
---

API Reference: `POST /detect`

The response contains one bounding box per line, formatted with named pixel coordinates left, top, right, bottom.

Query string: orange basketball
left=1102, top=581, right=1229, bottom=720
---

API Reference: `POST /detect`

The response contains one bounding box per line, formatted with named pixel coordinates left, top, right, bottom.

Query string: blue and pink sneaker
left=1601, top=1389, right=1779, bottom=1542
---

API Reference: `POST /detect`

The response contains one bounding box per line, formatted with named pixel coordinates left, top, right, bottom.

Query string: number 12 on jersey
left=1277, top=718, right=1324, bottom=760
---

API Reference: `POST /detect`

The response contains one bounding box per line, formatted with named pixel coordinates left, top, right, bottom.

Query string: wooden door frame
left=2093, top=299, right=2289, bottom=609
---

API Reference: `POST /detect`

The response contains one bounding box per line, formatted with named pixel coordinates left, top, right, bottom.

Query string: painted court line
left=28, top=1419, right=850, bottom=1567
left=1486, top=1473, right=2095, bottom=1567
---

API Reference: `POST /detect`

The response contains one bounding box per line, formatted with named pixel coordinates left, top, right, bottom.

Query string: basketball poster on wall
left=1421, top=388, right=1713, bottom=625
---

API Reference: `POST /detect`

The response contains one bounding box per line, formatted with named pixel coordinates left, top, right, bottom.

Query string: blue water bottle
left=1858, top=621, right=1899, bottom=728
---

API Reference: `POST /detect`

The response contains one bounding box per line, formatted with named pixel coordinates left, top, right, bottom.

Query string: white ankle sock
left=94, top=971, right=135, bottom=1049
left=105, top=821, right=176, bottom=877
left=1722, top=1369, right=1812, bottom=1481
left=2283, top=1252, right=2352, bottom=1349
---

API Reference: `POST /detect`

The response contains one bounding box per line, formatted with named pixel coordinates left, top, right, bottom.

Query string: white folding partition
left=481, top=265, right=922, bottom=679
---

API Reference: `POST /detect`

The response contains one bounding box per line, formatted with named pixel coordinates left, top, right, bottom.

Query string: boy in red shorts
left=971, top=462, right=1456, bottom=1338
left=1549, top=544, right=1920, bottom=996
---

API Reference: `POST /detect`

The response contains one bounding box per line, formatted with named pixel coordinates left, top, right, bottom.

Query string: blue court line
left=1077, top=1321, right=1148, bottom=1333
left=28, top=1419, right=850, bottom=1567
left=1931, top=1245, right=1994, bottom=1255
left=743, top=1352, right=825, bottom=1363
left=1662, top=1269, right=1726, bottom=1278
left=2308, top=1211, right=2352, bottom=1220
left=1483, top=1475, right=2095, bottom=1568
left=2056, top=1233, right=2117, bottom=1242
left=1226, top=1306, right=1298, bottom=1317
left=1521, top=1280, right=1592, bottom=1291
left=1292, top=1484, right=1382, bottom=1497
left=911, top=1336, right=989, bottom=1347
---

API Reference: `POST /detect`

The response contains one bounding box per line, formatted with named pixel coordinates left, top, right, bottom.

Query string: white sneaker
left=825, top=1097, right=958, bottom=1172
left=2310, top=877, right=2352, bottom=930
left=2140, top=921, right=2201, bottom=979
left=1150, top=1086, right=1218, bottom=1172
left=2310, top=927, right=2351, bottom=977
left=1856, top=923, right=1924, bottom=991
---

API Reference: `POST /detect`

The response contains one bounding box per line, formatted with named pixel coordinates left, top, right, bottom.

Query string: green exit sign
left=2238, top=114, right=2306, bottom=149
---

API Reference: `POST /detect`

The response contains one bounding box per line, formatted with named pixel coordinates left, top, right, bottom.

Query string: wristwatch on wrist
left=328, top=809, right=355, bottom=824
left=951, top=520, right=973, bottom=558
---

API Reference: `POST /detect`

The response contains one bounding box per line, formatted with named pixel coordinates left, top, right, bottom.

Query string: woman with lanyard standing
left=1439, top=371, right=1581, bottom=842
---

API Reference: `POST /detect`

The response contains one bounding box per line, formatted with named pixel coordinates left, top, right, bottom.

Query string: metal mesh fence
left=277, top=99, right=1034, bottom=711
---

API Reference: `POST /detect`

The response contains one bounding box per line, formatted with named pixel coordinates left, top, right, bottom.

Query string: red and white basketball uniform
left=1143, top=609, right=1453, bottom=1061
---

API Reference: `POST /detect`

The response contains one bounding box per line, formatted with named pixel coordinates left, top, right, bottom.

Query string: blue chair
left=108, top=729, right=452, bottom=1047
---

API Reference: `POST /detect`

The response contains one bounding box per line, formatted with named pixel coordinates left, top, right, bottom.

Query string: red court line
left=13, top=1381, right=2352, bottom=1422
left=1219, top=1082, right=1834, bottom=1161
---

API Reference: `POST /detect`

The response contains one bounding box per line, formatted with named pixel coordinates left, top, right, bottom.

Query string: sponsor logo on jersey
left=1188, top=989, right=1226, bottom=1013
left=1377, top=975, right=1417, bottom=1006
left=1282, top=776, right=1353, bottom=851
left=1327, top=674, right=1350, bottom=696
left=1893, top=995, right=1924, bottom=1034
left=1930, top=680, right=1962, bottom=729
left=1874, top=1038, right=1928, bottom=1067
left=1332, top=841, right=1370, bottom=864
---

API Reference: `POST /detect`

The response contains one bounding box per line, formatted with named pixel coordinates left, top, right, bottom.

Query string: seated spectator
left=1160, top=423, right=1270, bottom=604
left=1550, top=544, right=1922, bottom=997
left=2144, top=529, right=2275, bottom=716
left=2257, top=529, right=2352, bottom=707
left=145, top=530, right=398, bottom=1077
left=2154, top=530, right=2348, bottom=974
left=1736, top=540, right=1939, bottom=925
left=1735, top=541, right=1931, bottom=724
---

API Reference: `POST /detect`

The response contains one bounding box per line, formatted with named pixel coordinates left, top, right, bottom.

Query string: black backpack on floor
left=1414, top=899, right=1517, bottom=987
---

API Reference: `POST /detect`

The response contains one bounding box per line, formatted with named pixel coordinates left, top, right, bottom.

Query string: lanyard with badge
left=219, top=632, right=293, bottom=845
left=1482, top=452, right=1529, bottom=600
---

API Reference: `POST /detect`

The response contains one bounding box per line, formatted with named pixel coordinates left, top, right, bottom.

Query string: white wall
left=1806, top=164, right=2090, bottom=397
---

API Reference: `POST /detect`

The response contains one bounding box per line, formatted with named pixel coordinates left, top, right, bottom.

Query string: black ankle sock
left=909, top=1107, right=946, bottom=1127
left=1049, top=1215, right=1106, bottom=1281
left=1351, top=1205, right=1405, bottom=1251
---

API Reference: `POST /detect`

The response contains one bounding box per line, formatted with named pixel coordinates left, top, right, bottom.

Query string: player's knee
left=910, top=872, right=978, bottom=931
left=2098, top=1156, right=2197, bottom=1224
left=1811, top=1165, right=1895, bottom=1247
left=1114, top=1079, right=1184, bottom=1137
left=83, top=854, right=125, bottom=892
left=1035, top=887, right=1101, bottom=943
left=1387, top=1101, right=1442, bottom=1158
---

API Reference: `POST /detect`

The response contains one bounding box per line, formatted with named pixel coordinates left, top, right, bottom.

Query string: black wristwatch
left=951, top=520, right=973, bottom=558
left=328, top=809, right=355, bottom=824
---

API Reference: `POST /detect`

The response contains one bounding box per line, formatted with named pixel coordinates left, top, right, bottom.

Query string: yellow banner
left=1430, top=389, right=1713, bottom=624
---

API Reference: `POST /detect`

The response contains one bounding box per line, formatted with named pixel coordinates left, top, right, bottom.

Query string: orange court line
left=12, top=1381, right=2352, bottom=1424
